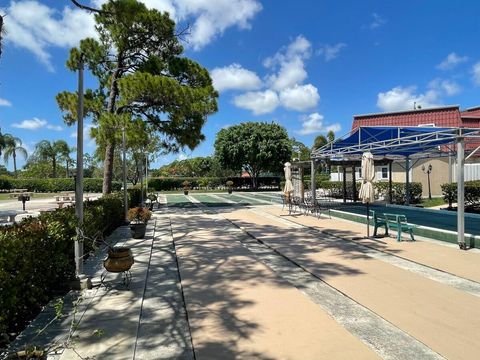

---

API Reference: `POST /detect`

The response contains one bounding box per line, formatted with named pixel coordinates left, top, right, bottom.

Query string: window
left=381, top=167, right=388, bottom=179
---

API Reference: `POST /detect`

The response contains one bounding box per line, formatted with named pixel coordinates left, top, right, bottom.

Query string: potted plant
left=182, top=180, right=190, bottom=195
left=147, top=193, right=158, bottom=210
left=127, top=207, right=152, bottom=239
left=226, top=180, right=234, bottom=194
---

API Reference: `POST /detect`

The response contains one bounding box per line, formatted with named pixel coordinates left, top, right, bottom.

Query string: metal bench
left=383, top=213, right=415, bottom=241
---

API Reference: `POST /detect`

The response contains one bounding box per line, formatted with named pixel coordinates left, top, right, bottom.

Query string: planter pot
left=130, top=223, right=147, bottom=239
left=7, top=349, right=46, bottom=359
left=228, top=189, right=232, bottom=194
left=103, top=247, right=134, bottom=273
left=184, top=190, right=189, bottom=195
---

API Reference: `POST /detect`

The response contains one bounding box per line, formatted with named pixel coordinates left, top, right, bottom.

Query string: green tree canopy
left=33, top=140, right=70, bottom=178
left=290, top=138, right=310, bottom=161
left=214, top=122, right=292, bottom=189
left=56, top=0, right=218, bottom=194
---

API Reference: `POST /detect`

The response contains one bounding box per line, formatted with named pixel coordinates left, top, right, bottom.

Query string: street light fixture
left=422, top=163, right=433, bottom=200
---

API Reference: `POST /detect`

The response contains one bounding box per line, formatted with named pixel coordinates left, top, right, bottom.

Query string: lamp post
left=122, top=126, right=128, bottom=222
left=75, top=54, right=84, bottom=277
left=422, top=163, right=433, bottom=200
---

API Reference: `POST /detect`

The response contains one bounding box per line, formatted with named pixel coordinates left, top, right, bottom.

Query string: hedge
left=441, top=181, right=480, bottom=209
left=0, top=177, right=122, bottom=193
left=316, top=181, right=423, bottom=204
left=148, top=176, right=281, bottom=191
left=0, top=191, right=133, bottom=348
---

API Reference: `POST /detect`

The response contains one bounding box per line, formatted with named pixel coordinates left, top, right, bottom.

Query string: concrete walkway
left=9, top=200, right=480, bottom=359
left=220, top=207, right=480, bottom=360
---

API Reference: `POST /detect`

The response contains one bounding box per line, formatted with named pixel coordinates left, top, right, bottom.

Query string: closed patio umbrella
left=359, top=152, right=375, bottom=237
left=284, top=161, right=294, bottom=197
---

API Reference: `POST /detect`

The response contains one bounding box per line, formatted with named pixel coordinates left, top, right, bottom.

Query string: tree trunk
left=66, top=161, right=69, bottom=177
left=52, top=157, right=57, bottom=178
left=13, top=151, right=17, bottom=178
left=102, top=61, right=122, bottom=194
left=102, top=141, right=115, bottom=194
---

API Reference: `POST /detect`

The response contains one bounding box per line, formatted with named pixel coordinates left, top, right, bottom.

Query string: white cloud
left=211, top=63, right=261, bottom=92
left=233, top=90, right=279, bottom=115
left=47, top=124, right=63, bottom=131
left=12, top=117, right=63, bottom=131
left=437, top=52, right=468, bottom=70
left=177, top=152, right=188, bottom=161
left=6, top=0, right=261, bottom=70
left=377, top=86, right=441, bottom=112
left=473, top=62, right=480, bottom=86
left=370, top=13, right=386, bottom=29
left=0, top=98, right=12, bottom=107
left=4, top=1, right=97, bottom=71
left=12, top=118, right=47, bottom=130
left=317, top=43, right=346, bottom=62
left=279, top=84, right=320, bottom=111
left=297, top=113, right=341, bottom=135
left=264, top=35, right=311, bottom=91
left=428, top=78, right=461, bottom=96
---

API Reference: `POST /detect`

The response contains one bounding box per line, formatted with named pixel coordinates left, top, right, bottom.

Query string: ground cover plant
left=0, top=191, right=136, bottom=351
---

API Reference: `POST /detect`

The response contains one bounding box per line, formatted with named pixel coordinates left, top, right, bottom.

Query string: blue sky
left=1, top=0, right=480, bottom=171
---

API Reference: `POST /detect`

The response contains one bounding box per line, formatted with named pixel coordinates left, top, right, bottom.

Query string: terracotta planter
left=103, top=247, right=134, bottom=273
left=130, top=223, right=147, bottom=239
left=7, top=349, right=45, bottom=359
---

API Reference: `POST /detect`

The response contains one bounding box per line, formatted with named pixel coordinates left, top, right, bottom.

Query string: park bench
left=383, top=213, right=415, bottom=242
left=54, top=193, right=75, bottom=208
left=370, top=210, right=389, bottom=237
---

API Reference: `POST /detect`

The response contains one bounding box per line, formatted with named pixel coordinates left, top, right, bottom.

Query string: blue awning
left=312, top=126, right=480, bottom=159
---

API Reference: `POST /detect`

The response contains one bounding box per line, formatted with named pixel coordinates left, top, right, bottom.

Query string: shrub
left=0, top=178, right=121, bottom=193
left=317, top=181, right=422, bottom=204
left=441, top=181, right=480, bottom=209
left=0, top=193, right=125, bottom=346
left=127, top=207, right=152, bottom=223
left=148, top=176, right=281, bottom=191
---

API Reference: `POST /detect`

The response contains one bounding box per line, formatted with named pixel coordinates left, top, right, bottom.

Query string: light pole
left=75, top=54, right=84, bottom=277
left=422, top=163, right=433, bottom=200
left=122, top=126, right=128, bottom=222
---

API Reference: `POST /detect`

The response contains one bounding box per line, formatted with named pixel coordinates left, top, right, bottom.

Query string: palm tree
left=34, top=140, right=70, bottom=178
left=61, top=145, right=76, bottom=177
left=312, top=135, right=328, bottom=151
left=3, top=135, right=28, bottom=178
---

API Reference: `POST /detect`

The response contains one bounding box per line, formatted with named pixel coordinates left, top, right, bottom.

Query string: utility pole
left=75, top=55, right=84, bottom=277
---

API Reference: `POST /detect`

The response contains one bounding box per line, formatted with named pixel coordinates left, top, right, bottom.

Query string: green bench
left=370, top=210, right=415, bottom=241
left=370, top=210, right=389, bottom=237
left=383, top=213, right=415, bottom=241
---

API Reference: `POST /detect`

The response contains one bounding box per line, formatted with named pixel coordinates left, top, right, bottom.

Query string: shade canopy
left=312, top=126, right=480, bottom=159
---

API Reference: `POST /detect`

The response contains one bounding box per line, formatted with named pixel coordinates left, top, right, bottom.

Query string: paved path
left=169, top=208, right=379, bottom=360
left=219, top=206, right=480, bottom=360
left=10, top=196, right=480, bottom=359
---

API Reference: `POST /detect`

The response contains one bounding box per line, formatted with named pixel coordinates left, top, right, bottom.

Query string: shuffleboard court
left=165, top=194, right=197, bottom=208
left=190, top=194, right=237, bottom=207
left=337, top=204, right=480, bottom=236
left=216, top=193, right=268, bottom=205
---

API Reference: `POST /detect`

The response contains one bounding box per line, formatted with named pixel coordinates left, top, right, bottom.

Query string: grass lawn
left=421, top=197, right=447, bottom=208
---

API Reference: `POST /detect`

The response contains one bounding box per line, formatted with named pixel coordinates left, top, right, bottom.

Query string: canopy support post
left=389, top=161, right=393, bottom=204
left=457, top=136, right=466, bottom=249
left=405, top=156, right=410, bottom=206
left=352, top=165, right=357, bottom=202
left=311, top=160, right=316, bottom=204
left=342, top=166, right=347, bottom=203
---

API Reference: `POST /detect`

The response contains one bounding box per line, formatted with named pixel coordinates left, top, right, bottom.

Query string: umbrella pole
left=366, top=202, right=370, bottom=238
